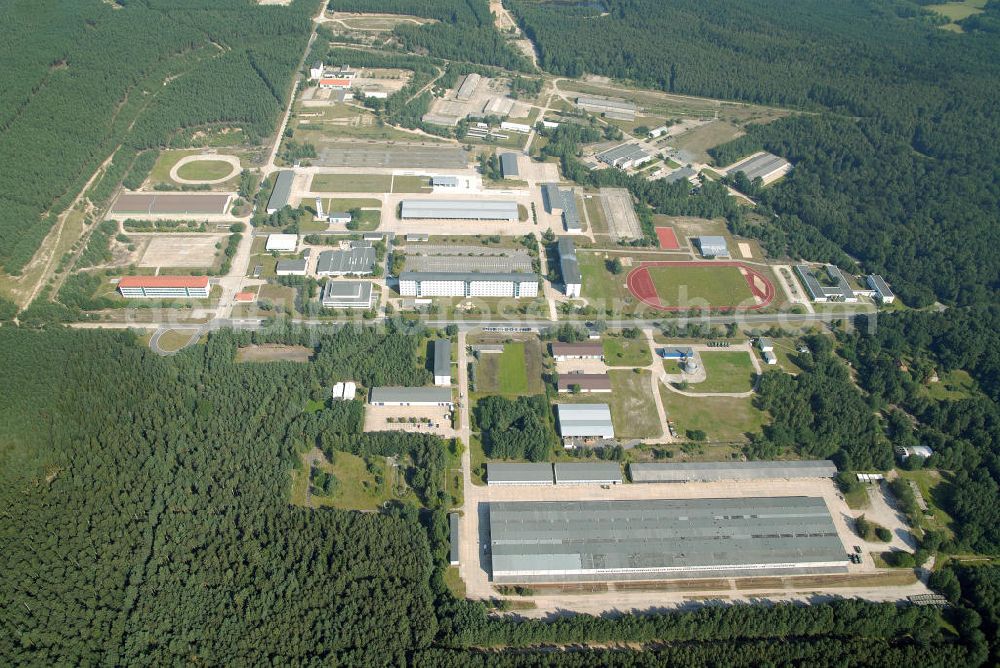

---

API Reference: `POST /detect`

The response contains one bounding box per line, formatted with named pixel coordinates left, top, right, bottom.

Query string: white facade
left=309, top=62, right=324, bottom=79
left=500, top=121, right=531, bottom=134
left=565, top=281, right=581, bottom=298
left=266, top=234, right=298, bottom=252
left=118, top=285, right=209, bottom=299
left=399, top=273, right=538, bottom=299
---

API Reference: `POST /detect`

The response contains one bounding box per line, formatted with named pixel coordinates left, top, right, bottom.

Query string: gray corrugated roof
left=433, top=339, right=450, bottom=378
left=488, top=463, right=554, bottom=484
left=795, top=265, right=826, bottom=300
left=555, top=462, right=622, bottom=484
left=399, top=271, right=536, bottom=282
left=728, top=152, right=790, bottom=181
left=560, top=256, right=582, bottom=286
left=556, top=403, right=614, bottom=438
left=629, top=460, right=837, bottom=483
left=697, top=236, right=728, bottom=255
left=449, top=513, right=460, bottom=564
left=557, top=373, right=611, bottom=391
left=316, top=247, right=376, bottom=275
left=276, top=259, right=307, bottom=272
left=369, top=386, right=453, bottom=404
left=867, top=274, right=893, bottom=297
left=433, top=176, right=459, bottom=186
left=489, top=497, right=848, bottom=582
left=576, top=95, right=637, bottom=112
left=542, top=184, right=561, bottom=212
left=598, top=143, right=650, bottom=165
left=663, top=166, right=696, bottom=183
left=561, top=191, right=581, bottom=229
left=400, top=200, right=518, bottom=220
left=267, top=171, right=294, bottom=212
left=500, top=153, right=520, bottom=177
left=557, top=237, right=577, bottom=259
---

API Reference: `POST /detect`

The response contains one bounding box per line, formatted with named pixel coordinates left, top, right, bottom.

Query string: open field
left=672, top=121, right=744, bottom=164
left=311, top=174, right=391, bottom=192
left=922, top=369, right=978, bottom=401
left=608, top=369, right=660, bottom=438
left=316, top=197, right=382, bottom=210
left=583, top=195, right=607, bottom=235
left=138, top=235, right=222, bottom=268
left=293, top=111, right=421, bottom=143
left=154, top=329, right=197, bottom=353
left=577, top=252, right=630, bottom=303
left=176, top=160, right=235, bottom=181
left=926, top=0, right=986, bottom=26
left=602, top=336, right=651, bottom=367
left=659, top=388, right=768, bottom=442
left=290, top=450, right=413, bottom=511
left=896, top=469, right=956, bottom=539
left=236, top=345, right=312, bottom=363
left=688, top=351, right=757, bottom=393
left=476, top=341, right=541, bottom=395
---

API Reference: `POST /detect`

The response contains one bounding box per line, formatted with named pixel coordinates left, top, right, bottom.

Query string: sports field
left=655, top=227, right=680, bottom=249
left=626, top=261, right=774, bottom=311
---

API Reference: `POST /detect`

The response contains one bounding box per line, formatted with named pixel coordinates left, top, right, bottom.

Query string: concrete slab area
left=139, top=235, right=224, bottom=268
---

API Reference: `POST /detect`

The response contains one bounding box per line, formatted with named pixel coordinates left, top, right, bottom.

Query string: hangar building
left=400, top=200, right=519, bottom=221
left=488, top=497, right=849, bottom=583
left=629, top=460, right=837, bottom=483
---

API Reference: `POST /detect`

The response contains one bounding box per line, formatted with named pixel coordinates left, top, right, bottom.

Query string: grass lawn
left=469, top=434, right=487, bottom=485
left=350, top=210, right=381, bottom=231
left=926, top=0, right=986, bottom=21
left=175, top=159, right=235, bottom=181
left=897, top=469, right=956, bottom=540
left=315, top=450, right=414, bottom=511
left=645, top=264, right=754, bottom=309
left=444, top=566, right=466, bottom=598
left=392, top=175, right=432, bottom=193
left=608, top=369, right=660, bottom=439
left=583, top=195, right=606, bottom=234
left=147, top=149, right=200, bottom=184
left=577, top=251, right=630, bottom=302
left=603, top=336, right=651, bottom=367
left=673, top=120, right=743, bottom=164
left=688, top=351, right=757, bottom=393
left=320, top=197, right=382, bottom=210
left=155, top=329, right=196, bottom=352
left=476, top=339, right=543, bottom=395
left=659, top=387, right=767, bottom=442
left=923, top=369, right=978, bottom=401
left=311, top=173, right=392, bottom=192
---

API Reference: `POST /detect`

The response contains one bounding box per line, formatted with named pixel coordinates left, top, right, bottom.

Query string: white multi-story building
left=118, top=276, right=210, bottom=299
left=398, top=272, right=538, bottom=298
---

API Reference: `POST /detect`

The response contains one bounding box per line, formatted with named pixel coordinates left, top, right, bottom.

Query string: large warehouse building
left=597, top=143, right=652, bottom=169
left=118, top=275, right=210, bottom=299
left=487, top=463, right=555, bottom=486
left=400, top=200, right=519, bottom=221
left=629, top=460, right=837, bottom=483
left=433, top=339, right=451, bottom=386
left=369, top=386, right=454, bottom=407
left=316, top=247, right=376, bottom=276
left=321, top=280, right=374, bottom=309
left=556, top=403, right=615, bottom=440
left=576, top=95, right=637, bottom=121
left=267, top=171, right=294, bottom=214
left=488, top=497, right=849, bottom=583
left=557, top=237, right=582, bottom=298
left=724, top=152, right=792, bottom=185
left=398, top=271, right=538, bottom=298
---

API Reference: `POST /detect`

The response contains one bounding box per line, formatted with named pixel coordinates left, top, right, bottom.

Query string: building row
left=795, top=265, right=859, bottom=303
left=398, top=271, right=538, bottom=298
left=486, top=462, right=623, bottom=486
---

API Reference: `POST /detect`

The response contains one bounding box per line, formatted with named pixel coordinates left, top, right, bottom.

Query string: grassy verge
left=687, top=351, right=757, bottom=393
left=603, top=335, right=651, bottom=367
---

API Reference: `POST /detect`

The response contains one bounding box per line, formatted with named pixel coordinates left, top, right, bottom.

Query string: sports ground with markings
left=626, top=261, right=774, bottom=311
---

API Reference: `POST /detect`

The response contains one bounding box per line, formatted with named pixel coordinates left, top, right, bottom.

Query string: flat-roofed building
left=550, top=342, right=604, bottom=361
left=456, top=73, right=480, bottom=101
left=267, top=171, right=294, bottom=214
left=762, top=350, right=777, bottom=365
left=275, top=259, right=307, bottom=276
left=757, top=338, right=774, bottom=353
left=658, top=346, right=695, bottom=360
left=118, top=275, right=210, bottom=299
left=795, top=265, right=828, bottom=303
left=488, top=497, right=849, bottom=583
left=433, top=339, right=451, bottom=386
left=400, top=200, right=519, bottom=221
left=318, top=77, right=352, bottom=89
left=867, top=274, right=895, bottom=304
left=316, top=247, right=376, bottom=276
left=369, top=386, right=454, bottom=407
left=432, top=176, right=459, bottom=187
left=266, top=233, right=298, bottom=252
left=557, top=373, right=611, bottom=393
left=597, top=143, right=652, bottom=169
left=321, top=280, right=374, bottom=309
left=556, top=403, right=614, bottom=440
left=327, top=211, right=352, bottom=224
left=557, top=237, right=582, bottom=298
left=554, top=462, right=623, bottom=485
left=500, top=153, right=520, bottom=178
left=663, top=166, right=696, bottom=184
left=576, top=95, right=637, bottom=121
left=628, top=460, right=837, bottom=483
left=501, top=121, right=531, bottom=134
left=449, top=513, right=460, bottom=566
left=399, top=271, right=538, bottom=298
left=487, top=463, right=554, bottom=486
left=725, top=152, right=792, bottom=185
left=696, top=236, right=730, bottom=258
left=406, top=233, right=430, bottom=242
left=561, top=190, right=581, bottom=232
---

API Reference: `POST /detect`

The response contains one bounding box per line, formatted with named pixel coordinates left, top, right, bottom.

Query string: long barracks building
left=398, top=271, right=538, bottom=298
left=118, top=275, right=210, bottom=299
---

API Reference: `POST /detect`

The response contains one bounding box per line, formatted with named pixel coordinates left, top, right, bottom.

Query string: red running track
left=625, top=260, right=775, bottom=312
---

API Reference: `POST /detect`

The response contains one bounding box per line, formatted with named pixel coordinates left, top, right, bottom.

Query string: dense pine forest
left=509, top=0, right=1000, bottom=307
left=1, top=324, right=995, bottom=665
left=0, top=0, right=320, bottom=275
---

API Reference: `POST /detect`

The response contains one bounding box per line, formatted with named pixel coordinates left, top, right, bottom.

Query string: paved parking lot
left=315, top=142, right=469, bottom=169
left=363, top=405, right=455, bottom=438
left=139, top=235, right=223, bottom=267
left=601, top=188, right=642, bottom=240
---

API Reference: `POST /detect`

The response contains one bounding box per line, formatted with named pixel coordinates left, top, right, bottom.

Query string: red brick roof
left=118, top=275, right=209, bottom=289
left=319, top=78, right=351, bottom=87
left=234, top=291, right=256, bottom=302
left=557, top=374, right=612, bottom=391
